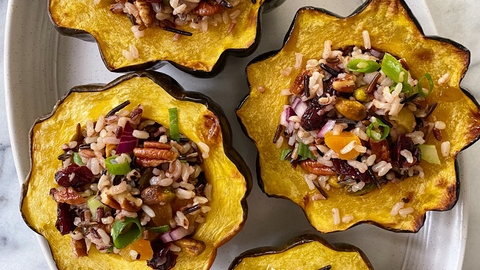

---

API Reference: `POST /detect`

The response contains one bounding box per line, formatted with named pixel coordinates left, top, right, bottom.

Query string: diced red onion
left=317, top=120, right=336, bottom=138
left=281, top=107, right=296, bottom=127
left=294, top=100, right=308, bottom=118
left=160, top=227, right=189, bottom=243
left=116, top=122, right=138, bottom=154
left=292, top=97, right=301, bottom=109
left=280, top=110, right=288, bottom=127
left=287, top=121, right=294, bottom=135
left=288, top=134, right=296, bottom=146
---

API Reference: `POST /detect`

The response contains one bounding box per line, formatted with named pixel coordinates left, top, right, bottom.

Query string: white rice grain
left=362, top=30, right=371, bottom=49
left=366, top=155, right=376, bottom=166
left=294, top=53, right=303, bottom=69
left=323, top=40, right=332, bottom=59
left=142, top=204, right=156, bottom=218
left=198, top=142, right=210, bottom=159
left=441, top=141, right=451, bottom=157
left=400, top=150, right=414, bottom=164
left=390, top=202, right=404, bottom=216
left=303, top=174, right=316, bottom=190
left=399, top=207, right=414, bottom=217
left=435, top=121, right=446, bottom=130
left=438, top=73, right=450, bottom=85
left=342, top=215, right=354, bottom=223
left=332, top=208, right=340, bottom=225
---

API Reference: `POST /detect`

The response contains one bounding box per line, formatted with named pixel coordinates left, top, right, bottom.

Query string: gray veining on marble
left=1, top=0, right=480, bottom=269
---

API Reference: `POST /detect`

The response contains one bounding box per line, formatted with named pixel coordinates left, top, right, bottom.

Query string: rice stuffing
left=274, top=32, right=448, bottom=206
left=49, top=101, right=210, bottom=268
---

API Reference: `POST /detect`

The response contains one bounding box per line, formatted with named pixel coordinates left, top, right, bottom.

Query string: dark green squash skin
left=228, top=234, right=374, bottom=269
left=47, top=0, right=285, bottom=77
left=236, top=0, right=480, bottom=233
left=20, top=70, right=253, bottom=268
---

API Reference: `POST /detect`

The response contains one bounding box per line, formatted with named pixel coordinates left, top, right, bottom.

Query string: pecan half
left=143, top=141, right=172, bottom=150
left=53, top=187, right=87, bottom=205
left=369, top=138, right=391, bottom=163
left=332, top=74, right=356, bottom=93
left=192, top=0, right=223, bottom=16
left=100, top=186, right=142, bottom=212
left=290, top=69, right=312, bottom=95
left=300, top=160, right=336, bottom=176
left=135, top=158, right=167, bottom=167
left=134, top=148, right=178, bottom=160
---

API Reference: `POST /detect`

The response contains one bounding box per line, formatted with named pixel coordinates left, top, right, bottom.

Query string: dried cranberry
left=332, top=159, right=372, bottom=183
left=392, top=134, right=421, bottom=168
left=55, top=163, right=93, bottom=188
left=147, top=241, right=177, bottom=270
left=301, top=101, right=326, bottom=131
left=55, top=202, right=75, bottom=235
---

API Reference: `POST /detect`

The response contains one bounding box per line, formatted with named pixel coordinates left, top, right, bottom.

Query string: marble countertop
left=1, top=0, right=480, bottom=269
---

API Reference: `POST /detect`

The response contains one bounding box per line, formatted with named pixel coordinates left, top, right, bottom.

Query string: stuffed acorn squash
left=228, top=234, right=374, bottom=270
left=237, top=0, right=480, bottom=233
left=49, top=0, right=281, bottom=76
left=21, top=71, right=251, bottom=269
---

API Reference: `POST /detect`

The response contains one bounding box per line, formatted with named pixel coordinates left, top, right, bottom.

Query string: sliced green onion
left=87, top=196, right=109, bottom=219
left=347, top=59, right=380, bottom=73
left=280, top=149, right=292, bottom=160
left=417, top=144, right=441, bottom=165
left=168, top=107, right=180, bottom=142
left=417, top=73, right=434, bottom=97
left=107, top=246, right=114, bottom=253
left=366, top=118, right=390, bottom=141
left=402, top=82, right=413, bottom=94
left=111, top=217, right=142, bottom=249
left=297, top=142, right=317, bottom=160
left=73, top=152, right=85, bottom=165
left=105, top=155, right=131, bottom=175
left=147, top=225, right=171, bottom=234
left=381, top=53, right=408, bottom=83
left=179, top=159, right=188, bottom=163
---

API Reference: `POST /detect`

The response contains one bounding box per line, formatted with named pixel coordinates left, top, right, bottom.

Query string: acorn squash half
left=48, top=0, right=282, bottom=77
left=21, top=71, right=251, bottom=269
left=228, top=234, right=374, bottom=270
left=237, top=0, right=480, bottom=233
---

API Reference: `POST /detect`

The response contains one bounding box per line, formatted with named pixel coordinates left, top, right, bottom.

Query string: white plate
left=4, top=0, right=467, bottom=269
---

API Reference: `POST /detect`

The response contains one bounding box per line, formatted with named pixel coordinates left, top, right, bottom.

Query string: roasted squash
left=48, top=0, right=282, bottom=77
left=21, top=71, right=251, bottom=269
left=228, top=234, right=374, bottom=270
left=237, top=0, right=480, bottom=233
